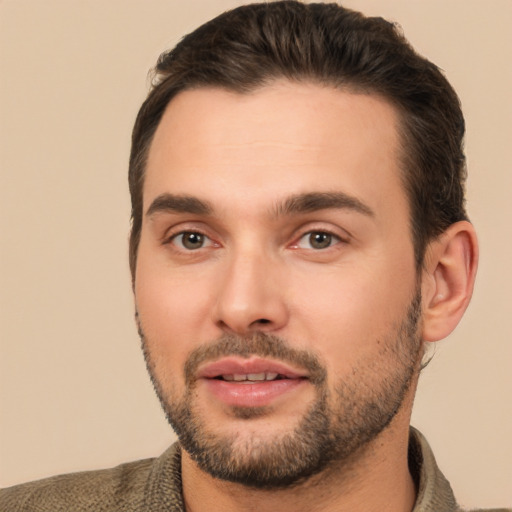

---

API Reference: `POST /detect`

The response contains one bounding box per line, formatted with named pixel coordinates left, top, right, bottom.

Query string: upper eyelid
left=161, top=223, right=213, bottom=243
left=290, top=223, right=352, bottom=244
left=299, top=229, right=343, bottom=240
left=169, top=230, right=209, bottom=241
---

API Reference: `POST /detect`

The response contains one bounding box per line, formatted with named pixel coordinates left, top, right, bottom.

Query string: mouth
left=196, top=357, right=309, bottom=408
left=197, top=356, right=308, bottom=381
left=214, top=372, right=287, bottom=382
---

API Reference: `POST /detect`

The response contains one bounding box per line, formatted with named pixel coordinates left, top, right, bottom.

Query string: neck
left=181, top=410, right=417, bottom=512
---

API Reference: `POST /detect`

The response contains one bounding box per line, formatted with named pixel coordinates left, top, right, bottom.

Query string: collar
left=144, top=427, right=459, bottom=512
left=409, top=427, right=460, bottom=512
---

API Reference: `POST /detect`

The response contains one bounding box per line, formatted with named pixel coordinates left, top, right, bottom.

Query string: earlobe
left=421, top=221, right=478, bottom=342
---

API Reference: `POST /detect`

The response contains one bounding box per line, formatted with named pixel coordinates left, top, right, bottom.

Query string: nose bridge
left=214, top=240, right=288, bottom=334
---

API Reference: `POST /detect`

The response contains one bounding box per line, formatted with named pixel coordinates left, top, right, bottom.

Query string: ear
left=421, top=221, right=478, bottom=342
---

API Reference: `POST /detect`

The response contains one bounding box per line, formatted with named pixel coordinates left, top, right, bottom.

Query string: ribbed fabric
left=1, top=428, right=509, bottom=511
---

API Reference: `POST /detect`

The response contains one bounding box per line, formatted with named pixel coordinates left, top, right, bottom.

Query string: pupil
left=183, top=233, right=204, bottom=249
left=310, top=232, right=331, bottom=249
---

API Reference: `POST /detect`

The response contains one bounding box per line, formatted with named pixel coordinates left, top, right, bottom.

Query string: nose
left=212, top=248, right=289, bottom=335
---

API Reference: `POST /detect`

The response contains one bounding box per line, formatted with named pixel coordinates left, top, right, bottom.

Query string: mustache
left=183, top=332, right=327, bottom=387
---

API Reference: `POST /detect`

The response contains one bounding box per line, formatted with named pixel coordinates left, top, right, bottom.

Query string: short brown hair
left=129, top=1, right=467, bottom=278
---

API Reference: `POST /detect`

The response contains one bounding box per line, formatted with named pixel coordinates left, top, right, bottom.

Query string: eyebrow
left=145, top=191, right=374, bottom=219
left=146, top=194, right=213, bottom=217
left=273, top=192, right=374, bottom=218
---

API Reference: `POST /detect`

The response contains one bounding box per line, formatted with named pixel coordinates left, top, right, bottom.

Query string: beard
left=139, top=289, right=423, bottom=489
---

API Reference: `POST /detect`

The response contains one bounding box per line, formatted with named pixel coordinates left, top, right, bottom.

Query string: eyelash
left=293, top=230, right=345, bottom=250
left=164, top=227, right=347, bottom=252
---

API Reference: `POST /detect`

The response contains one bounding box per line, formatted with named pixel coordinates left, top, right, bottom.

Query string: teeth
left=221, top=372, right=281, bottom=382
left=247, top=373, right=266, bottom=381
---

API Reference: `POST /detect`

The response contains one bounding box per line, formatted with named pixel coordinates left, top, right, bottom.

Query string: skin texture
left=134, top=81, right=478, bottom=512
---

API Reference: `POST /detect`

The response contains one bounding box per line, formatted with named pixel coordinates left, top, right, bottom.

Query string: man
left=1, top=1, right=509, bottom=511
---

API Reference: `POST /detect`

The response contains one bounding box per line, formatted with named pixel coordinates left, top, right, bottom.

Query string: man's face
left=135, top=81, right=423, bottom=487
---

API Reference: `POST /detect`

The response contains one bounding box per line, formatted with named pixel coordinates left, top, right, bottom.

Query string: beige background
left=1, top=0, right=511, bottom=507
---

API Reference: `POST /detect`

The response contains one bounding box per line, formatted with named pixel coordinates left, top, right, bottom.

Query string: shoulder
left=0, top=457, right=155, bottom=512
left=465, top=509, right=512, bottom=512
left=409, top=429, right=511, bottom=512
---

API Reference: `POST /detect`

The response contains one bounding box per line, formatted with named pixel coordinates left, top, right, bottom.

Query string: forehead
left=144, top=81, right=408, bottom=221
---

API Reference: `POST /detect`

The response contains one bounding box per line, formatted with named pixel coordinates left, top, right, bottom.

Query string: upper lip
left=196, top=357, right=308, bottom=380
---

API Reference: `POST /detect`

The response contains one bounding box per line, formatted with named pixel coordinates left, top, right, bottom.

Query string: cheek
left=290, top=260, right=416, bottom=373
left=134, top=254, right=214, bottom=379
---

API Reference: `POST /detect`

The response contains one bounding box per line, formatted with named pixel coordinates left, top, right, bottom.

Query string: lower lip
left=202, top=378, right=306, bottom=408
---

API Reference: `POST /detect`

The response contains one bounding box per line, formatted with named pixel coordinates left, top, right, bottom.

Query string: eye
left=296, top=231, right=340, bottom=250
left=171, top=231, right=212, bottom=250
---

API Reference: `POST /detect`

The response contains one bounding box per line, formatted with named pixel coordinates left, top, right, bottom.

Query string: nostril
left=254, top=318, right=271, bottom=325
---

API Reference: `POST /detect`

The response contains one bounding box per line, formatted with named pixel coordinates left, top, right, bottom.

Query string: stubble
left=139, top=289, right=422, bottom=489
